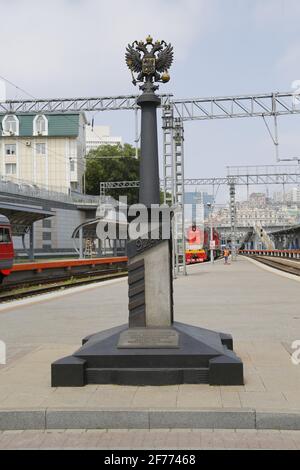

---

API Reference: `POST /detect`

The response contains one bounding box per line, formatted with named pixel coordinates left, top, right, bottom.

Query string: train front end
left=185, top=225, right=207, bottom=264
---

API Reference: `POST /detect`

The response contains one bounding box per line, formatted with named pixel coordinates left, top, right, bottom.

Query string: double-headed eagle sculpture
left=126, top=35, right=173, bottom=91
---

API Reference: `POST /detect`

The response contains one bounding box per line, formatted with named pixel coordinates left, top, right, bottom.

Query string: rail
left=0, top=256, right=129, bottom=301
left=239, top=249, right=300, bottom=260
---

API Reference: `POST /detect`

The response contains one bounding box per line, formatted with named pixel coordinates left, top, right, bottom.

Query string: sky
left=1, top=0, right=300, bottom=203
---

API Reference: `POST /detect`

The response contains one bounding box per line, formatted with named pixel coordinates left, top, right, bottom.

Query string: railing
left=12, top=256, right=128, bottom=272
left=240, top=249, right=300, bottom=260
left=0, top=175, right=108, bottom=206
left=215, top=222, right=289, bottom=228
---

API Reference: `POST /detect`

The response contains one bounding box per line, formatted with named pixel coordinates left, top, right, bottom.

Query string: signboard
left=118, top=328, right=179, bottom=349
left=210, top=240, right=216, bottom=250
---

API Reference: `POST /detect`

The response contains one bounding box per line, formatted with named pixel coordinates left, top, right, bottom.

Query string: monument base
left=51, top=322, right=243, bottom=386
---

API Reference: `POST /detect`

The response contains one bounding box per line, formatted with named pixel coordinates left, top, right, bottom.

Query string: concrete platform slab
left=0, top=257, right=299, bottom=429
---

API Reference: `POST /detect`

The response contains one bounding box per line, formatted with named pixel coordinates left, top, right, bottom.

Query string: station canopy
left=271, top=224, right=300, bottom=236
left=0, top=201, right=55, bottom=236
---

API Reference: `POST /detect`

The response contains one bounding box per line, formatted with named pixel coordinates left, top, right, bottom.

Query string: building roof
left=0, top=113, right=86, bottom=138
left=0, top=202, right=55, bottom=235
left=271, top=224, right=300, bottom=236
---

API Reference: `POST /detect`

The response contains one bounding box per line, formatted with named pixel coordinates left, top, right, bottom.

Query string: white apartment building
left=212, top=206, right=296, bottom=227
left=272, top=188, right=300, bottom=205
left=286, top=187, right=300, bottom=204
left=85, top=125, right=122, bottom=153
left=0, top=112, right=87, bottom=193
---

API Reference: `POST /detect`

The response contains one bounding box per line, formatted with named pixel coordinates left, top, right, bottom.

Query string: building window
left=36, top=143, right=46, bottom=155
left=2, top=115, right=19, bottom=135
left=70, top=160, right=75, bottom=171
left=5, top=163, right=17, bottom=175
left=42, top=232, right=51, bottom=241
left=33, top=115, right=48, bottom=136
left=42, top=244, right=52, bottom=249
left=5, top=144, right=16, bottom=155
left=42, top=219, right=51, bottom=229
left=0, top=228, right=11, bottom=243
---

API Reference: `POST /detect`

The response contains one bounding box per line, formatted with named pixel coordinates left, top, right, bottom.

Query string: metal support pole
left=229, top=182, right=237, bottom=261
left=207, top=202, right=214, bottom=265
left=173, top=118, right=187, bottom=276
left=99, top=182, right=106, bottom=197
left=162, top=103, right=177, bottom=278
left=210, top=214, right=214, bottom=265
left=162, top=105, right=187, bottom=277
left=79, top=227, right=83, bottom=259
left=162, top=104, right=175, bottom=205
left=274, top=113, right=279, bottom=163
left=29, top=224, right=34, bottom=261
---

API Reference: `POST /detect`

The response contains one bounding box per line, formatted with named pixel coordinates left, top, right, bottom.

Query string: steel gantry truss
left=100, top=167, right=300, bottom=194
left=99, top=180, right=140, bottom=197
left=2, top=90, right=300, bottom=275
left=0, top=94, right=172, bottom=113
left=3, top=90, right=300, bottom=117
left=172, top=92, right=300, bottom=121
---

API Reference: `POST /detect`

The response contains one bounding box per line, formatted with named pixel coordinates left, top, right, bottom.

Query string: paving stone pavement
left=0, top=429, right=300, bottom=449
left=0, top=257, right=299, bottom=428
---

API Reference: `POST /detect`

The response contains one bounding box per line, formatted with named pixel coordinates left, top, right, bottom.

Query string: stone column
left=120, top=89, right=174, bottom=342
left=137, top=92, right=161, bottom=207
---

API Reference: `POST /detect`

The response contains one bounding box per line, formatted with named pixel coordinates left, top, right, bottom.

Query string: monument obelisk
left=118, top=36, right=175, bottom=343
left=51, top=36, right=244, bottom=387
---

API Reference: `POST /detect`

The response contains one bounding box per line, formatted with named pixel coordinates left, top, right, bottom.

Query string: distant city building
left=285, top=187, right=300, bottom=204
left=85, top=125, right=122, bottom=153
left=273, top=191, right=284, bottom=204
left=0, top=112, right=87, bottom=193
left=212, top=206, right=296, bottom=228
left=272, top=187, right=300, bottom=205
left=248, top=192, right=267, bottom=208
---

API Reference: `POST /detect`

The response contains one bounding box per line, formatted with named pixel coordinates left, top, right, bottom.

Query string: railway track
left=0, top=257, right=128, bottom=303
left=0, top=268, right=127, bottom=303
left=246, top=255, right=300, bottom=276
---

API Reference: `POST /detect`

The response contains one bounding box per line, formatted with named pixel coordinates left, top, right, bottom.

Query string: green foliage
left=85, top=144, right=140, bottom=204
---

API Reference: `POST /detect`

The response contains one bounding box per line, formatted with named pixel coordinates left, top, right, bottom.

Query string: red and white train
left=185, top=224, right=221, bottom=264
left=0, top=215, right=14, bottom=283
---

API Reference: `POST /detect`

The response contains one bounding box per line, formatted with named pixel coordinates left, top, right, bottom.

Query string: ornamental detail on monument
left=125, top=35, right=173, bottom=91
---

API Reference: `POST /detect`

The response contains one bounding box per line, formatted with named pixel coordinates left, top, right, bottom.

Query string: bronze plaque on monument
left=118, top=328, right=179, bottom=349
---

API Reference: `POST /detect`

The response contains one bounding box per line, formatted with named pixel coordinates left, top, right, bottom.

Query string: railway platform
left=0, top=256, right=299, bottom=430
left=1, top=257, right=128, bottom=297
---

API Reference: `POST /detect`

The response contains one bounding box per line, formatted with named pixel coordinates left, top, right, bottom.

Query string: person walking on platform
left=223, top=247, right=230, bottom=265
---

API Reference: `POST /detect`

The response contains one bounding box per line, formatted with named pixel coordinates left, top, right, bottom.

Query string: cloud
left=0, top=0, right=215, bottom=98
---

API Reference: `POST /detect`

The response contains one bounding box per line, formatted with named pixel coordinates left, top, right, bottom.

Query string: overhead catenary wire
left=0, top=74, right=138, bottom=155
left=0, top=75, right=135, bottom=165
left=0, top=75, right=137, bottom=187
left=0, top=74, right=36, bottom=100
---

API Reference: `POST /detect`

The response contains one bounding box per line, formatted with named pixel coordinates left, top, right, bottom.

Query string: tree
left=85, top=144, right=140, bottom=205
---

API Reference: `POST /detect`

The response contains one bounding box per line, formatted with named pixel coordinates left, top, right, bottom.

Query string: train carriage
left=0, top=215, right=14, bottom=283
